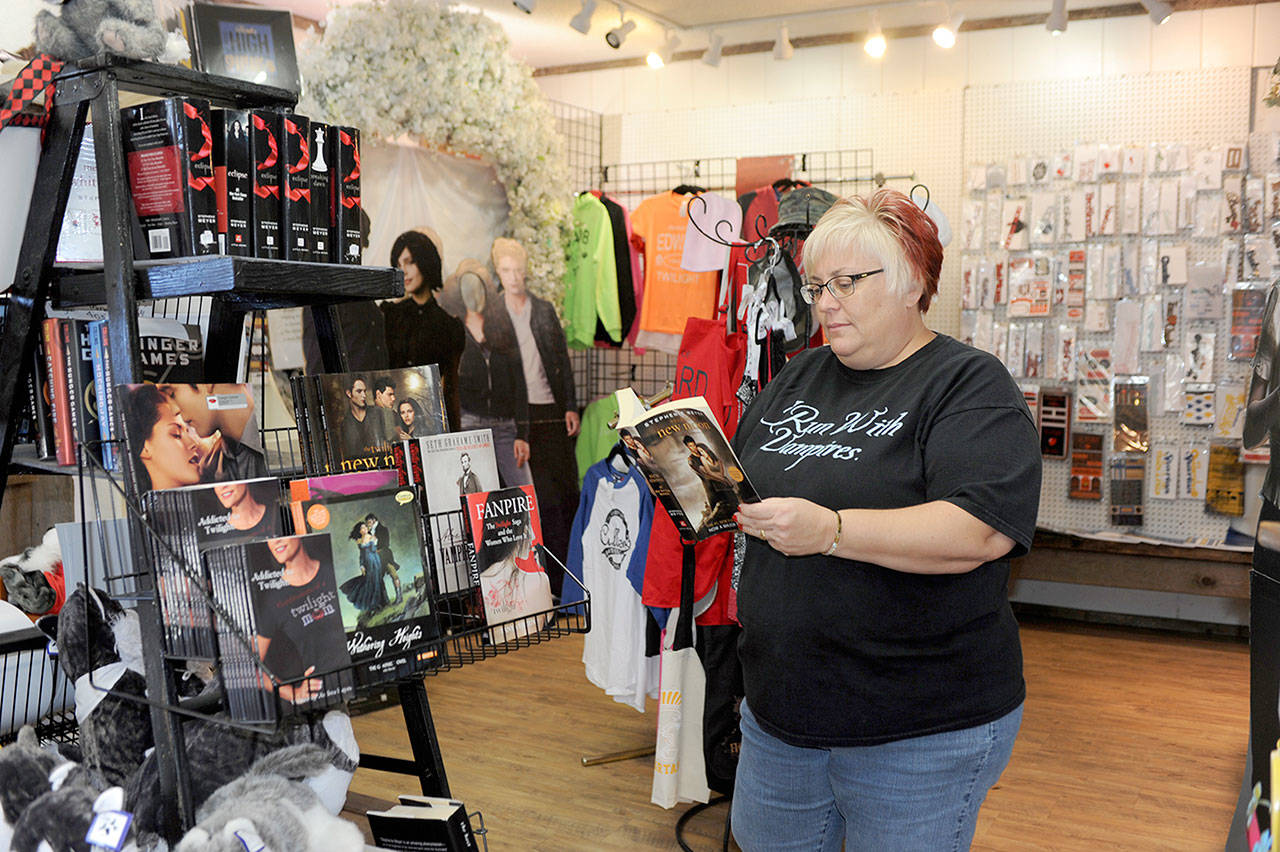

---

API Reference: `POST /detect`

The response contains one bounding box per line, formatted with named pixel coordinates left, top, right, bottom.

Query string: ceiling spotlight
left=1140, top=0, right=1173, bottom=25
left=659, top=31, right=680, bottom=64
left=932, top=11, right=964, bottom=49
left=703, top=32, right=724, bottom=67
left=773, top=24, right=794, bottom=60
left=569, top=0, right=596, bottom=34
left=646, top=50, right=663, bottom=68
left=1046, top=0, right=1067, bottom=35
left=864, top=16, right=887, bottom=59
left=605, top=18, right=636, bottom=48
left=512, top=0, right=535, bottom=13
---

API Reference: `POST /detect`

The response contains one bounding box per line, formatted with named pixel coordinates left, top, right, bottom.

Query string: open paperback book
left=614, top=388, right=758, bottom=541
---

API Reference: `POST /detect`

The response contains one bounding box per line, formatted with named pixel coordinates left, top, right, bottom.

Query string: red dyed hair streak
left=866, top=188, right=943, bottom=312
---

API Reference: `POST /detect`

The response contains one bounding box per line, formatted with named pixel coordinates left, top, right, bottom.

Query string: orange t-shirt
left=630, top=192, right=721, bottom=336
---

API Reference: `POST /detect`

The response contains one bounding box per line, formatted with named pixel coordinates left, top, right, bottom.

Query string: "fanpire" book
left=463, top=484, right=553, bottom=641
left=614, top=388, right=758, bottom=541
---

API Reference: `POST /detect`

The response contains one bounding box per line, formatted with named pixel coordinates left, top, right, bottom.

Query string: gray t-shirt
left=505, top=297, right=555, bottom=405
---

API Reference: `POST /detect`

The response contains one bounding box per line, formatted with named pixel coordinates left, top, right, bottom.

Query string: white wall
left=535, top=3, right=1280, bottom=341
left=536, top=4, right=1280, bottom=113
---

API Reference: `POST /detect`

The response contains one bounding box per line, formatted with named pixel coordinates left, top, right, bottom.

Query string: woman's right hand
left=283, top=666, right=326, bottom=704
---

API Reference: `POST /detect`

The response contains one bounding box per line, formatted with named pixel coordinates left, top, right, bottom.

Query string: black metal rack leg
left=356, top=682, right=452, bottom=798
left=0, top=97, right=88, bottom=511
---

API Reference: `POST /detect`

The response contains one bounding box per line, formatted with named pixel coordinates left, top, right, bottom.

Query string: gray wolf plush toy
left=10, top=775, right=138, bottom=852
left=34, top=0, right=190, bottom=63
left=37, top=586, right=153, bottom=787
left=174, top=745, right=365, bottom=852
left=127, top=709, right=360, bottom=842
left=0, top=527, right=65, bottom=619
left=0, top=726, right=74, bottom=851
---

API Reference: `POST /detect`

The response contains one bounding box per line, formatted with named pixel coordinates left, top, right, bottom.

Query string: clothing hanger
left=672, top=184, right=706, bottom=195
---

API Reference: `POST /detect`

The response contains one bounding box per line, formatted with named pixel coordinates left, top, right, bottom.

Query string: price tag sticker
left=85, top=810, right=132, bottom=850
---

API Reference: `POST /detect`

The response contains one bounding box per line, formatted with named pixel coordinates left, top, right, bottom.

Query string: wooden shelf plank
left=54, top=257, right=404, bottom=310
left=1033, top=528, right=1252, bottom=564
left=64, top=54, right=297, bottom=109
left=10, top=444, right=75, bottom=475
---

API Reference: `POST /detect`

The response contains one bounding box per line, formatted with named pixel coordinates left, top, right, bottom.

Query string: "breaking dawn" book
left=296, top=486, right=441, bottom=683
left=614, top=388, right=758, bottom=541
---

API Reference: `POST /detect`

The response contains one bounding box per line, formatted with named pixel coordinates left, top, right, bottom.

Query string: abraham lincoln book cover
left=614, top=388, right=758, bottom=541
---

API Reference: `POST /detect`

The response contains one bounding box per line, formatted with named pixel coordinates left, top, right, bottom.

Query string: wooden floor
left=346, top=617, right=1250, bottom=851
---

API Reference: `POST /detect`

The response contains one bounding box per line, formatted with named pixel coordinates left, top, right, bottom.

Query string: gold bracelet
left=823, top=509, right=842, bottom=556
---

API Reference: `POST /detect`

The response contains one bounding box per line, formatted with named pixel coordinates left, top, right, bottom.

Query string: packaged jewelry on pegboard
left=1228, top=284, right=1268, bottom=361
left=1113, top=376, right=1151, bottom=453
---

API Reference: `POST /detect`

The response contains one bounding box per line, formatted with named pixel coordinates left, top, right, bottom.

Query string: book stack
left=120, top=96, right=363, bottom=264
left=143, top=477, right=283, bottom=658
left=25, top=316, right=203, bottom=468
left=204, top=534, right=355, bottom=722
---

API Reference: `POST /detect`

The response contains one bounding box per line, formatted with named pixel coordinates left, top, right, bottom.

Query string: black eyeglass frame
left=799, top=268, right=885, bottom=305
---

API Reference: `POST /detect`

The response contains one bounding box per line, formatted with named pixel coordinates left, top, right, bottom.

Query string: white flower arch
left=298, top=0, right=570, bottom=303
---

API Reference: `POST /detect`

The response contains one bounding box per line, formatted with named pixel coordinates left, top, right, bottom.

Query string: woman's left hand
left=736, top=498, right=839, bottom=557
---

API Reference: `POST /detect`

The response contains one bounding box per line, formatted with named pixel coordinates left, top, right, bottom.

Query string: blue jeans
left=731, top=699, right=1022, bottom=852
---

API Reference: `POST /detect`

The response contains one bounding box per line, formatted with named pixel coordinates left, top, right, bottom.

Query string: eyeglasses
left=799, top=269, right=884, bottom=305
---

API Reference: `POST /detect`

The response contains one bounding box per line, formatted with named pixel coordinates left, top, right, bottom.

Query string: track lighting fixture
left=512, top=0, right=535, bottom=13
left=660, top=31, right=679, bottom=64
left=864, top=15, right=886, bottom=59
left=1046, top=0, right=1067, bottom=35
left=569, top=0, right=596, bottom=34
left=773, top=24, right=793, bottom=60
left=703, top=32, right=724, bottom=67
left=605, top=17, right=636, bottom=48
left=932, top=9, right=964, bottom=49
left=1139, top=0, right=1173, bottom=25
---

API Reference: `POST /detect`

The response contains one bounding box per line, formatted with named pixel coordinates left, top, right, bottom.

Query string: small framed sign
left=189, top=3, right=299, bottom=95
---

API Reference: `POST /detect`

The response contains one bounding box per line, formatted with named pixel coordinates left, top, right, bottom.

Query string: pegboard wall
left=959, top=67, right=1266, bottom=546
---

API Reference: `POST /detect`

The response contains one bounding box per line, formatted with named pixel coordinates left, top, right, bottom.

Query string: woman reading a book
left=340, top=521, right=390, bottom=615
left=729, top=189, right=1041, bottom=852
left=121, top=384, right=203, bottom=492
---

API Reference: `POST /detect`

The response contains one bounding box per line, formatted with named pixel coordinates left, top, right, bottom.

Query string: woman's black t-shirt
left=731, top=335, right=1042, bottom=747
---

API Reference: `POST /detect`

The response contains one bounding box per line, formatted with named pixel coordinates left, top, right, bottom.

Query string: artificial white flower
left=299, top=0, right=571, bottom=303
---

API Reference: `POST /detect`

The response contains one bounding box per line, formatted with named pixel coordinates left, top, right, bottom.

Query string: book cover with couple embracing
left=297, top=485, right=441, bottom=683
left=613, top=388, right=758, bottom=541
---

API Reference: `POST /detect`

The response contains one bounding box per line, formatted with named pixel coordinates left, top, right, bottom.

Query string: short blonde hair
left=491, top=237, right=527, bottom=269
left=802, top=189, right=942, bottom=312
